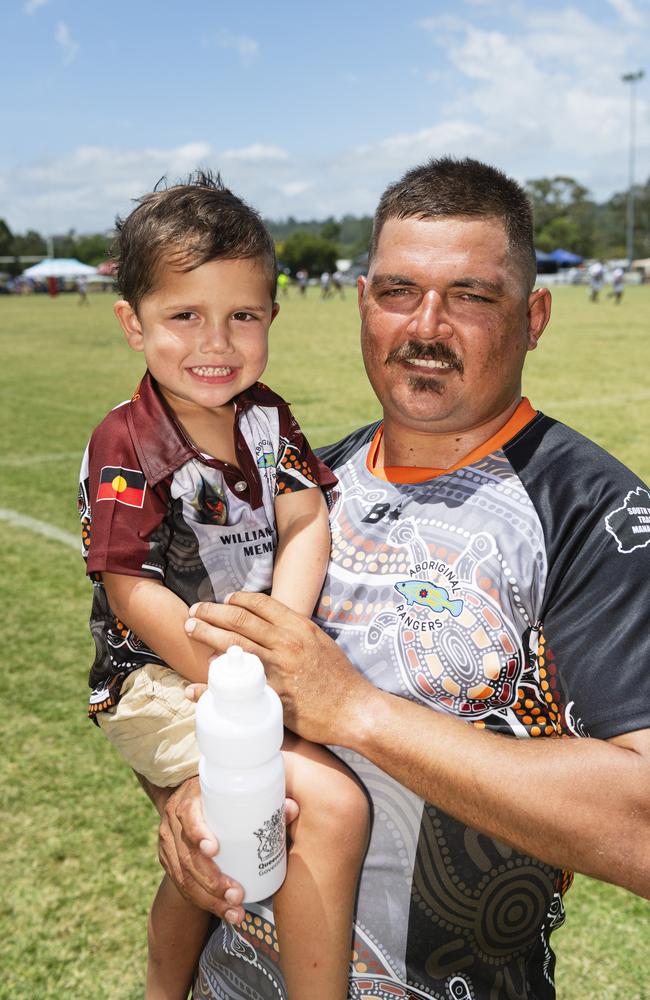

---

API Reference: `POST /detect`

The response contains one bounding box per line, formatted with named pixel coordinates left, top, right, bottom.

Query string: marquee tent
left=21, top=258, right=98, bottom=279
left=549, top=248, right=583, bottom=266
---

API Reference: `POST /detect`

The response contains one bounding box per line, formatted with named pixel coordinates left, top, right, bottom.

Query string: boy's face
left=114, top=257, right=278, bottom=415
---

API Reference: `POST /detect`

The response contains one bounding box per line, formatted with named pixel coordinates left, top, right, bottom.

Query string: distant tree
left=76, top=232, right=112, bottom=265
left=0, top=219, right=13, bottom=256
left=525, top=175, right=595, bottom=257
left=594, top=179, right=650, bottom=260
left=536, top=217, right=581, bottom=253
left=320, top=218, right=341, bottom=243
left=277, top=231, right=338, bottom=276
left=12, top=229, right=47, bottom=256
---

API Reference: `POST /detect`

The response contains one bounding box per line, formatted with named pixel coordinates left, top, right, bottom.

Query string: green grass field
left=1, top=285, right=649, bottom=998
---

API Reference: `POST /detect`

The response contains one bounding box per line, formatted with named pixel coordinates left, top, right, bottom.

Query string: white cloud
left=415, top=8, right=648, bottom=184
left=279, top=181, right=313, bottom=197
left=220, top=144, right=289, bottom=162
left=213, top=30, right=259, bottom=67
left=55, top=22, right=78, bottom=64
left=606, top=0, right=646, bottom=26
left=24, top=0, right=48, bottom=13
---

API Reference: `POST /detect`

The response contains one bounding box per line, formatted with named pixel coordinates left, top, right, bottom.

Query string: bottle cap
left=207, top=645, right=266, bottom=701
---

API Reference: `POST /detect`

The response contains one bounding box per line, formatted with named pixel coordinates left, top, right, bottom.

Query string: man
left=161, top=158, right=650, bottom=999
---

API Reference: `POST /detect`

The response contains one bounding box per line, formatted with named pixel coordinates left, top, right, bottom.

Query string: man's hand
left=184, top=592, right=373, bottom=745
left=159, top=776, right=246, bottom=923
left=160, top=773, right=301, bottom=922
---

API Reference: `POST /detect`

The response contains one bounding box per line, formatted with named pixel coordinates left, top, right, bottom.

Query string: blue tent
left=535, top=249, right=558, bottom=273
left=550, top=248, right=583, bottom=266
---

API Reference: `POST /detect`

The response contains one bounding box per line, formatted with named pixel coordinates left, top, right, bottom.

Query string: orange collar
left=367, top=399, right=537, bottom=484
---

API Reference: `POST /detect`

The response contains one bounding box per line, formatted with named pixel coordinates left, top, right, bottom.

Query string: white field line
left=0, top=508, right=79, bottom=550
left=0, top=451, right=81, bottom=468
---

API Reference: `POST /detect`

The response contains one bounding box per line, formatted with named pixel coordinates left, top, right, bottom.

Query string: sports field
left=1, top=285, right=649, bottom=998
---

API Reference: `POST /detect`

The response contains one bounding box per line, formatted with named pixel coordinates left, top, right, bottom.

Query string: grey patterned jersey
left=194, top=408, right=650, bottom=1000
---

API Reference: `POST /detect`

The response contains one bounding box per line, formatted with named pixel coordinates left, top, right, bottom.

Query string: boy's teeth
left=192, top=366, right=232, bottom=376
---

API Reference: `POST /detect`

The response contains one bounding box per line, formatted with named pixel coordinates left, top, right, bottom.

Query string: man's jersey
left=193, top=402, right=650, bottom=1000
left=79, top=372, right=335, bottom=716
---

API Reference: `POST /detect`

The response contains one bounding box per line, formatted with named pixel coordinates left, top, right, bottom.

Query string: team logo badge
left=256, top=449, right=275, bottom=469
left=96, top=466, right=146, bottom=507
left=394, top=579, right=464, bottom=618
left=605, top=486, right=650, bottom=553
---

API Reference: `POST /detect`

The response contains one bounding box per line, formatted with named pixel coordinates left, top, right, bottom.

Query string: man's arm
left=184, top=592, right=650, bottom=899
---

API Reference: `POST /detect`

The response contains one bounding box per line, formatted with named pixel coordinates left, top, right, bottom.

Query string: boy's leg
left=275, top=733, right=370, bottom=1000
left=146, top=873, right=211, bottom=1000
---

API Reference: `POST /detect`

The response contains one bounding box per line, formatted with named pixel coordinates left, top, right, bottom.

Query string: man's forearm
left=342, top=687, right=650, bottom=898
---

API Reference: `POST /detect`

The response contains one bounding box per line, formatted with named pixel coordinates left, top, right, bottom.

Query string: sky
left=1, top=0, right=648, bottom=235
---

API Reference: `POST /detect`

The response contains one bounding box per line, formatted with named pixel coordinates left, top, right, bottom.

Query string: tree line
left=1, top=174, right=648, bottom=278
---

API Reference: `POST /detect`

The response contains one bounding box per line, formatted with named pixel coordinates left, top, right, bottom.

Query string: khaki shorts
left=97, top=663, right=199, bottom=787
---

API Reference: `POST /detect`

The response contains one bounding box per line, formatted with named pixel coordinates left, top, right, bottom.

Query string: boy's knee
left=312, top=767, right=370, bottom=849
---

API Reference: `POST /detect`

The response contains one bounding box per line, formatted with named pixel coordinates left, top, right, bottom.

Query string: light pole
left=621, top=69, right=645, bottom=267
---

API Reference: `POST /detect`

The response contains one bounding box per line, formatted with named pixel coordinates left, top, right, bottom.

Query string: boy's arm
left=102, top=573, right=215, bottom=683
left=271, top=489, right=330, bottom=617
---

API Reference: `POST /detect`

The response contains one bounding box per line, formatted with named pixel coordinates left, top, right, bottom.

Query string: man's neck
left=381, top=399, right=522, bottom=470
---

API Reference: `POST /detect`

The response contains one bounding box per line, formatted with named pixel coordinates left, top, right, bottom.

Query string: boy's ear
left=270, top=302, right=280, bottom=323
left=114, top=300, right=145, bottom=352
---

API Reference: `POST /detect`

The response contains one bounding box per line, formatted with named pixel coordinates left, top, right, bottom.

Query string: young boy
left=78, top=172, right=369, bottom=1000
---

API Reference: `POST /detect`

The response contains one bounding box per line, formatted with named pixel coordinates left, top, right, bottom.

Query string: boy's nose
left=199, top=322, right=231, bottom=353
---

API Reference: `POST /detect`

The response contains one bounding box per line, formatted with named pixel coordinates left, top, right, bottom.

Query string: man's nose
left=407, top=290, right=453, bottom=341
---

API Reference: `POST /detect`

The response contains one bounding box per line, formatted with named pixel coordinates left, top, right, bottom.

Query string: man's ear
left=526, top=287, right=552, bottom=352
left=114, top=300, right=145, bottom=352
left=357, top=275, right=367, bottom=317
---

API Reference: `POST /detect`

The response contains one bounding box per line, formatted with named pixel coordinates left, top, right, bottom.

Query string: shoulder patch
left=97, top=466, right=146, bottom=508
left=604, top=486, right=650, bottom=553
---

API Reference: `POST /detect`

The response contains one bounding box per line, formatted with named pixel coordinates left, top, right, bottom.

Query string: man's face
left=358, top=216, right=550, bottom=437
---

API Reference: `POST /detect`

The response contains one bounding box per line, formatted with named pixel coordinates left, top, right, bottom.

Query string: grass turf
left=0, top=284, right=649, bottom=998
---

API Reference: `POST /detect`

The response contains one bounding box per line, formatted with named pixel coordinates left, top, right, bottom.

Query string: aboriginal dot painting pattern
left=511, top=630, right=564, bottom=738
left=275, top=443, right=318, bottom=495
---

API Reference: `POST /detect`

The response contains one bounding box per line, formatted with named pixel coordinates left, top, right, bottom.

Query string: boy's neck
left=159, top=387, right=238, bottom=466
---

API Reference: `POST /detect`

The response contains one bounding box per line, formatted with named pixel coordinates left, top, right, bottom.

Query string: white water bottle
left=195, top=645, right=287, bottom=903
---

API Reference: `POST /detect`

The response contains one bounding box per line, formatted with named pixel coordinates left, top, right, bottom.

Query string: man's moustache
left=385, top=341, right=464, bottom=374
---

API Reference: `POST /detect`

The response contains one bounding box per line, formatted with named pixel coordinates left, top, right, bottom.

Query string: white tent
left=21, top=258, right=97, bottom=279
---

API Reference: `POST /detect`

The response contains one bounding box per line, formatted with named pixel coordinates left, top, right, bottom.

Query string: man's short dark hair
left=112, top=170, right=278, bottom=312
left=369, top=157, right=537, bottom=290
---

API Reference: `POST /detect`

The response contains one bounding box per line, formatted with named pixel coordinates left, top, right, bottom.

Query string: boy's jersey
left=79, top=372, right=335, bottom=716
left=194, top=403, right=650, bottom=1000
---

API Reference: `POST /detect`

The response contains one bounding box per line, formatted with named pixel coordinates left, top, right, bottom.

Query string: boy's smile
left=114, top=257, right=278, bottom=417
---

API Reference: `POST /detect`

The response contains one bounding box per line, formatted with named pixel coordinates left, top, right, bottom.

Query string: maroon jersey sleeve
left=83, top=403, right=169, bottom=578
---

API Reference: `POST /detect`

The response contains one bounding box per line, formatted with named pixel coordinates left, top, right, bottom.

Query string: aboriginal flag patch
left=97, top=466, right=146, bottom=507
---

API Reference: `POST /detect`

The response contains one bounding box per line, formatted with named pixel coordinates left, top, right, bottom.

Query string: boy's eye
left=233, top=311, right=256, bottom=321
left=172, top=311, right=195, bottom=321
